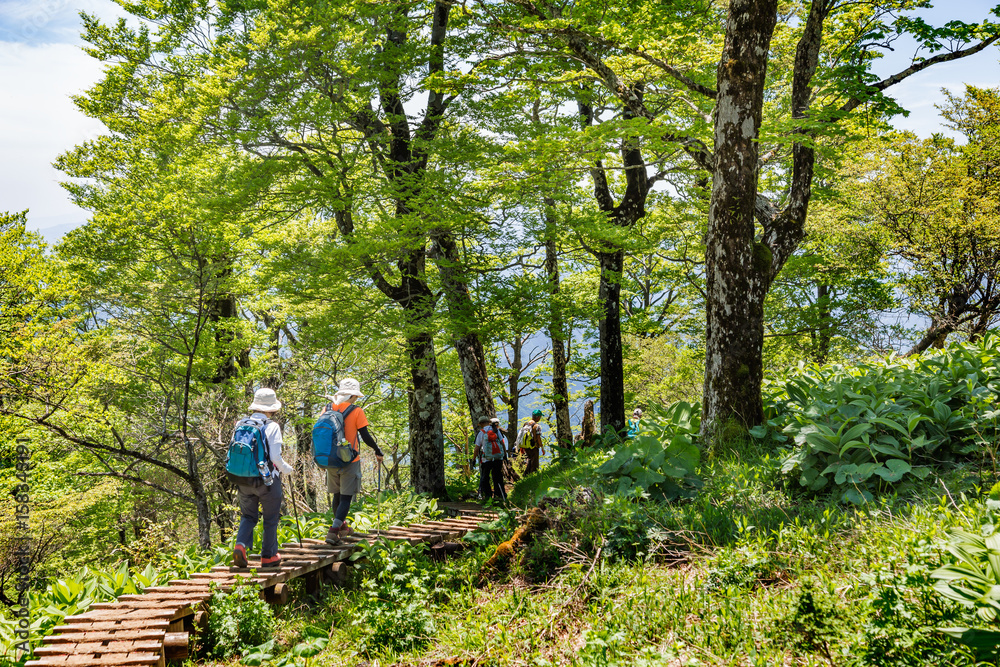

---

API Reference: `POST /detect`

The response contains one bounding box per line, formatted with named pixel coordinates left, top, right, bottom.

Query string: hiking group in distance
left=223, top=381, right=646, bottom=567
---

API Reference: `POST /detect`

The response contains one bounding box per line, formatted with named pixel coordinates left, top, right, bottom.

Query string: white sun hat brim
left=248, top=388, right=282, bottom=412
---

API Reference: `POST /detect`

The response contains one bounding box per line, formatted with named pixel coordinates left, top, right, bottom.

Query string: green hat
left=532, top=409, right=543, bottom=418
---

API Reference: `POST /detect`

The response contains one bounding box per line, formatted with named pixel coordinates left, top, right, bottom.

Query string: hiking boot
left=324, top=526, right=342, bottom=545
left=260, top=554, right=282, bottom=569
left=337, top=522, right=354, bottom=538
left=233, top=544, right=248, bottom=569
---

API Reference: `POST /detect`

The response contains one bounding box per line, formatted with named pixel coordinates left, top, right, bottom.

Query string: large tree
left=72, top=0, right=516, bottom=495
left=845, top=128, right=1000, bottom=354
left=488, top=0, right=999, bottom=432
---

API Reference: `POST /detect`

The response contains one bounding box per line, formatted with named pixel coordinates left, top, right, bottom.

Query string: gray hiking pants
left=235, top=475, right=283, bottom=558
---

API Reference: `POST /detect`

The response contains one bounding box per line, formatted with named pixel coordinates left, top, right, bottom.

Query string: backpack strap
left=339, top=404, right=360, bottom=445
left=246, top=417, right=273, bottom=470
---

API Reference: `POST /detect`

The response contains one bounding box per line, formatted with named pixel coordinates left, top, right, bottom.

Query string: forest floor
left=197, top=439, right=997, bottom=667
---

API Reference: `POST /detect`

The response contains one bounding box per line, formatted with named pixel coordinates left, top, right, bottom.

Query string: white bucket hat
left=633, top=408, right=643, bottom=417
left=327, top=378, right=364, bottom=403
left=249, top=387, right=282, bottom=412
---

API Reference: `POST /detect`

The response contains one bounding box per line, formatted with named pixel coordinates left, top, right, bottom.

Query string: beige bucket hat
left=249, top=387, right=282, bottom=412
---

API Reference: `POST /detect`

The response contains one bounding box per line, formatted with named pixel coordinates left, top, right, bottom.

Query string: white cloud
left=0, top=40, right=106, bottom=231
left=0, top=0, right=122, bottom=46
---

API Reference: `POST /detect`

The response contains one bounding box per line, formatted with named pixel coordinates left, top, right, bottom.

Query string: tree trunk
left=577, top=92, right=647, bottom=441
left=906, top=319, right=956, bottom=356
left=189, top=470, right=213, bottom=549
left=505, top=336, right=524, bottom=442
left=598, top=250, right=626, bottom=436
left=581, top=399, right=597, bottom=446
left=702, top=0, right=778, bottom=435
left=432, top=233, right=496, bottom=424
left=405, top=325, right=447, bottom=496
left=544, top=233, right=573, bottom=448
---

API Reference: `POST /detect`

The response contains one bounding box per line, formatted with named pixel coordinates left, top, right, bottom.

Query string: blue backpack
left=312, top=404, right=359, bottom=469
left=225, top=418, right=272, bottom=483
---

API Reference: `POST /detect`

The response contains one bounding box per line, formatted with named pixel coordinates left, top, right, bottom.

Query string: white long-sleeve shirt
left=250, top=412, right=294, bottom=475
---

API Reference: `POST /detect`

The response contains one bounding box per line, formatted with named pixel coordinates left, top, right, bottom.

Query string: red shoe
left=233, top=544, right=248, bottom=568
left=261, top=554, right=282, bottom=569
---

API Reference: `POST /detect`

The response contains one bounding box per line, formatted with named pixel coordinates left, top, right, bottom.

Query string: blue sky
left=1, top=0, right=999, bottom=240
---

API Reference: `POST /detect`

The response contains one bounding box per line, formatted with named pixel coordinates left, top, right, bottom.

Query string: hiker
left=232, top=388, right=294, bottom=569
left=474, top=416, right=507, bottom=502
left=627, top=408, right=643, bottom=438
left=320, top=378, right=383, bottom=544
left=491, top=416, right=509, bottom=451
left=519, top=409, right=546, bottom=475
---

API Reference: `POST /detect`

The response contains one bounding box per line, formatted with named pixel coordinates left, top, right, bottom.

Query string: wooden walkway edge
left=25, top=502, right=496, bottom=667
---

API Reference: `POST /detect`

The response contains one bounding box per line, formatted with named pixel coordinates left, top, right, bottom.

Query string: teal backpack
left=225, top=418, right=272, bottom=483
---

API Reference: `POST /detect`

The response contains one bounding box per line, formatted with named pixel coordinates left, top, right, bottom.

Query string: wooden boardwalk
left=26, top=502, right=495, bottom=667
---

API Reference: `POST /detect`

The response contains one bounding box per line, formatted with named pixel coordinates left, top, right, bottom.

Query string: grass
left=193, top=440, right=997, bottom=667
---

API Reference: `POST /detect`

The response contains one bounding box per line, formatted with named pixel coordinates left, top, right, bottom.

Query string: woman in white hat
left=320, top=378, right=383, bottom=544
left=233, top=388, right=294, bottom=569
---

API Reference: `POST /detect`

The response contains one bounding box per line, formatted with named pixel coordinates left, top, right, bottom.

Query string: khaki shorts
left=326, top=460, right=362, bottom=495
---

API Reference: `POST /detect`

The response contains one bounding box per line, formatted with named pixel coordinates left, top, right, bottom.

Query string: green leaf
left=834, top=463, right=857, bottom=485
left=939, top=626, right=1000, bottom=655
left=839, top=439, right=869, bottom=457
left=874, top=459, right=911, bottom=482
left=843, top=487, right=873, bottom=504
left=804, top=431, right=839, bottom=455
left=870, top=416, right=908, bottom=436
left=839, top=421, right=874, bottom=444
left=908, top=413, right=928, bottom=433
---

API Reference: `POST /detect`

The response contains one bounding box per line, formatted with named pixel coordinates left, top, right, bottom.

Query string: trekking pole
left=376, top=459, right=382, bottom=533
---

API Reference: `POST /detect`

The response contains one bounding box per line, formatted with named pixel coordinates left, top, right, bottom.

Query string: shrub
left=510, top=401, right=702, bottom=508
left=351, top=541, right=438, bottom=655
left=703, top=545, right=778, bottom=592
left=754, top=335, right=1000, bottom=503
left=204, top=583, right=275, bottom=658
left=862, top=564, right=977, bottom=666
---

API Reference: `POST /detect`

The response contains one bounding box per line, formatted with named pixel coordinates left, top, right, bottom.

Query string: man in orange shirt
left=320, top=378, right=384, bottom=544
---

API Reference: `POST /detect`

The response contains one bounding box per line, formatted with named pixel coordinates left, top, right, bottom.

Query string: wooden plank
left=380, top=534, right=424, bottom=546
left=33, top=647, right=77, bottom=657
left=385, top=528, right=444, bottom=544
left=168, top=606, right=198, bottom=623
left=118, top=588, right=210, bottom=602
left=44, top=630, right=166, bottom=644
left=107, top=641, right=163, bottom=653
left=421, top=518, right=484, bottom=527
left=27, top=656, right=75, bottom=666
left=49, top=622, right=169, bottom=633
left=64, top=610, right=175, bottom=623
left=111, top=653, right=161, bottom=666
left=37, top=513, right=478, bottom=665
left=139, top=587, right=212, bottom=595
